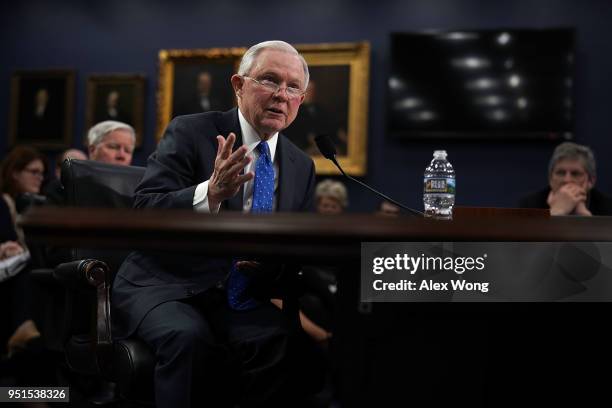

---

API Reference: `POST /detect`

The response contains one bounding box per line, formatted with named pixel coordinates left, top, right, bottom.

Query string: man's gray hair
left=87, top=120, right=136, bottom=147
left=548, top=141, right=596, bottom=180
left=237, top=40, right=309, bottom=89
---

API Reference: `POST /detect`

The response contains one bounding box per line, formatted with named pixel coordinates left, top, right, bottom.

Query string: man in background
left=87, top=120, right=135, bottom=166
left=519, top=142, right=612, bottom=216
left=44, top=121, right=135, bottom=204
left=43, top=148, right=87, bottom=203
left=376, top=200, right=401, bottom=217
left=53, top=148, right=87, bottom=179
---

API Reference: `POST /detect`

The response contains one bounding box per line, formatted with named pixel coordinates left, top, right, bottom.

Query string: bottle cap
left=433, top=150, right=447, bottom=158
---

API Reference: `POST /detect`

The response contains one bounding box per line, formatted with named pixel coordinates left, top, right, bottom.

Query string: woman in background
left=0, top=146, right=46, bottom=365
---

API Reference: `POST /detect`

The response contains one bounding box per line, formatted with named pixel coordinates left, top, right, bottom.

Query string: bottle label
left=424, top=177, right=455, bottom=194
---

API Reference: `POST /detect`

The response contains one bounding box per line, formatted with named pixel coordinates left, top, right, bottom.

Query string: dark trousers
left=137, top=288, right=319, bottom=408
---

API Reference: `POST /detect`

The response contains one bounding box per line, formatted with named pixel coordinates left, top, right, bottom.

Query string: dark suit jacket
left=112, top=108, right=316, bottom=338
left=519, top=187, right=612, bottom=216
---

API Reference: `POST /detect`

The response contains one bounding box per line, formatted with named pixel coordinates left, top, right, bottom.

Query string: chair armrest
left=54, top=259, right=109, bottom=290
left=53, top=259, right=114, bottom=373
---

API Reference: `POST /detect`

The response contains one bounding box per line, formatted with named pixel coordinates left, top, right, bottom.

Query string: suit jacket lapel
left=277, top=133, right=296, bottom=212
left=218, top=108, right=244, bottom=212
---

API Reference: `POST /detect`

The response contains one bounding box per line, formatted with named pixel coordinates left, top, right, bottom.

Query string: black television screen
left=387, top=28, right=575, bottom=139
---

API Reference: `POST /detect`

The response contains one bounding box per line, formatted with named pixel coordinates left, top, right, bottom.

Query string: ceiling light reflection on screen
left=489, top=109, right=508, bottom=121
left=497, top=32, right=512, bottom=45
left=451, top=57, right=490, bottom=69
left=394, top=97, right=422, bottom=109
left=466, top=78, right=499, bottom=90
left=388, top=76, right=404, bottom=91
left=517, top=97, right=528, bottom=109
left=475, top=95, right=505, bottom=106
left=437, top=32, right=479, bottom=41
left=508, top=74, right=521, bottom=87
left=410, top=111, right=437, bottom=121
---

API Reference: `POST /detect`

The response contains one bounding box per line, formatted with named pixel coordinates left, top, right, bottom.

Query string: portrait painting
left=86, top=74, right=145, bottom=147
left=157, top=48, right=245, bottom=139
left=172, top=63, right=236, bottom=117
left=9, top=70, right=75, bottom=149
left=282, top=65, right=350, bottom=157
left=157, top=43, right=369, bottom=175
left=292, top=42, right=370, bottom=176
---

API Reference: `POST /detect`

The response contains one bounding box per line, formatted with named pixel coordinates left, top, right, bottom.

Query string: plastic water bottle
left=423, top=150, right=455, bottom=219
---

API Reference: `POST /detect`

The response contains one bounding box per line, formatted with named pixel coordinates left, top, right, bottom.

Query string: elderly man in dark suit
left=112, top=40, right=319, bottom=408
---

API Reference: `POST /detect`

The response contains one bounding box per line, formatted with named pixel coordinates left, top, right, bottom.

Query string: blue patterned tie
left=227, top=141, right=275, bottom=310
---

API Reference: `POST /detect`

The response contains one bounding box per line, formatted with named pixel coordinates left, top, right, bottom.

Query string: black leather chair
left=51, top=158, right=155, bottom=405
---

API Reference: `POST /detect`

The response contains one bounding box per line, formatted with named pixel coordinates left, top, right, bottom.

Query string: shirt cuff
left=193, top=180, right=221, bottom=213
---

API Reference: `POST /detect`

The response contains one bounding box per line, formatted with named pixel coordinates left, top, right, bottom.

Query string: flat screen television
left=387, top=28, right=575, bottom=140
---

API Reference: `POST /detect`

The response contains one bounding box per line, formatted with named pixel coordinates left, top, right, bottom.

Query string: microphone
left=315, top=134, right=423, bottom=216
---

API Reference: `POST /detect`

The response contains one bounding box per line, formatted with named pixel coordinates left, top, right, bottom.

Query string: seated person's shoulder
left=589, top=188, right=612, bottom=216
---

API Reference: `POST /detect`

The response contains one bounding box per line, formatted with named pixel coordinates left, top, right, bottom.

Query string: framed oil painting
left=86, top=74, right=146, bottom=147
left=9, top=70, right=75, bottom=149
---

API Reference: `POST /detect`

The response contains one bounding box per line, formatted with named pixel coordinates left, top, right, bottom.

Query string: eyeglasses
left=23, top=168, right=44, bottom=177
left=242, top=76, right=305, bottom=99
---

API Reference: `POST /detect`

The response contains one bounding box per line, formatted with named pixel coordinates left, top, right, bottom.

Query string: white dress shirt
left=193, top=109, right=279, bottom=213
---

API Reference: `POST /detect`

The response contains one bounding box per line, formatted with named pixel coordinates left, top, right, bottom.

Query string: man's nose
left=272, top=87, right=290, bottom=100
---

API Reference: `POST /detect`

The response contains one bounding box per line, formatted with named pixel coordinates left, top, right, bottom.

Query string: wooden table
left=19, top=207, right=612, bottom=262
left=19, top=207, right=612, bottom=406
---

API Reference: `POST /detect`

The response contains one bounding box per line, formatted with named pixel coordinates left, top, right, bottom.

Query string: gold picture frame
left=86, top=74, right=146, bottom=147
left=157, top=42, right=370, bottom=175
left=157, top=47, right=245, bottom=140
left=9, top=70, right=75, bottom=149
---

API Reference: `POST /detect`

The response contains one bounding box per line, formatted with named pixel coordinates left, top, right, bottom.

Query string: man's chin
left=258, top=119, right=286, bottom=135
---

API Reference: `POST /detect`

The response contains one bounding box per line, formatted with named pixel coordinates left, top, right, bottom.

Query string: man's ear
left=88, top=144, right=96, bottom=157
left=230, top=74, right=243, bottom=97
left=587, top=174, right=596, bottom=190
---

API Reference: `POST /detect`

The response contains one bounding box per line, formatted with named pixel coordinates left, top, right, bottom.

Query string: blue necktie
left=227, top=141, right=275, bottom=310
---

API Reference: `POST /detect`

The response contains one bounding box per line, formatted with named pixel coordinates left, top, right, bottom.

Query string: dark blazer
left=112, top=108, right=316, bottom=338
left=519, top=187, right=612, bottom=216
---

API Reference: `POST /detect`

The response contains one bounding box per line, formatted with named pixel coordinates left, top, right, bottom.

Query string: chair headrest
left=60, top=159, right=145, bottom=208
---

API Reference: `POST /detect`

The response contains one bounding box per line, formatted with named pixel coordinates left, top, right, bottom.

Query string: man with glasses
left=519, top=142, right=612, bottom=216
left=112, top=41, right=321, bottom=408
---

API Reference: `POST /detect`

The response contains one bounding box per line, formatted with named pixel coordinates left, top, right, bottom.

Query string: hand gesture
left=208, top=133, right=254, bottom=208
left=574, top=200, right=592, bottom=216
left=0, top=241, right=24, bottom=260
left=547, top=183, right=587, bottom=216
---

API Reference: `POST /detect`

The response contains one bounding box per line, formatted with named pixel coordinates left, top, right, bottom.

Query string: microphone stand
left=324, top=150, right=423, bottom=217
